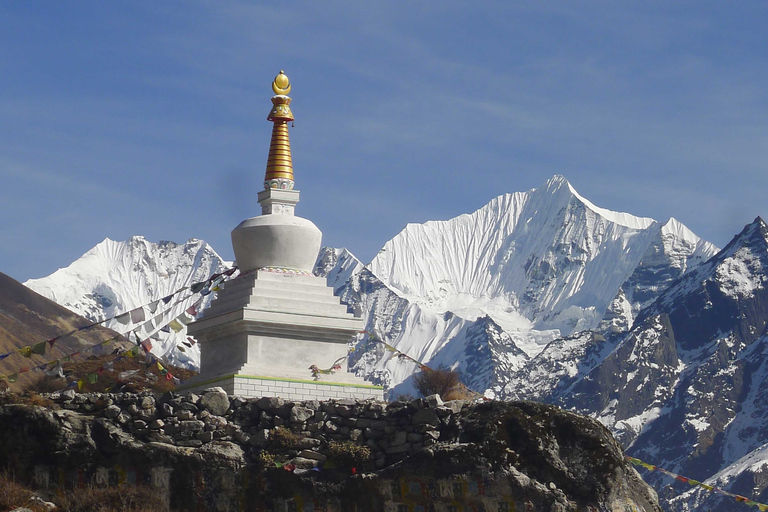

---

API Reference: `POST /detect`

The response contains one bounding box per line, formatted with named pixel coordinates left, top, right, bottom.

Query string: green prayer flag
left=32, top=341, right=46, bottom=355
left=7, top=374, right=18, bottom=383
left=87, top=373, right=98, bottom=384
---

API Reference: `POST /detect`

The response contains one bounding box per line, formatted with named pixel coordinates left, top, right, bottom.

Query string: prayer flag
left=45, top=359, right=64, bottom=378
left=147, top=300, right=160, bottom=314
left=115, top=312, right=131, bottom=325
left=187, top=337, right=196, bottom=345
left=190, top=282, right=205, bottom=294
left=47, top=336, right=60, bottom=347
left=177, top=345, right=186, bottom=352
left=162, top=294, right=173, bottom=304
left=166, top=372, right=174, bottom=381
left=7, top=374, right=18, bottom=383
left=77, top=380, right=84, bottom=390
left=18, top=367, right=30, bottom=374
left=19, top=346, right=33, bottom=358
left=31, top=341, right=46, bottom=355
left=87, top=373, right=98, bottom=384
left=141, top=339, right=153, bottom=353
left=130, top=307, right=146, bottom=324
left=186, top=304, right=197, bottom=317
left=168, top=319, right=184, bottom=333
left=0, top=353, right=10, bottom=361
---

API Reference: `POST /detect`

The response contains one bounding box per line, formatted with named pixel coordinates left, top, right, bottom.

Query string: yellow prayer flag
left=168, top=319, right=184, bottom=333
left=77, top=380, right=84, bottom=390
left=19, top=346, right=33, bottom=358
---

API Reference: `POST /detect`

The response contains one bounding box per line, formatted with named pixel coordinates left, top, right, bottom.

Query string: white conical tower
left=183, top=72, right=383, bottom=401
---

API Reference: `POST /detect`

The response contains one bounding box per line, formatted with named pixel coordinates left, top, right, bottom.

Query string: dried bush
left=443, top=382, right=478, bottom=401
left=268, top=427, right=302, bottom=450
left=21, top=374, right=68, bottom=394
left=412, top=368, right=463, bottom=399
left=327, top=441, right=371, bottom=468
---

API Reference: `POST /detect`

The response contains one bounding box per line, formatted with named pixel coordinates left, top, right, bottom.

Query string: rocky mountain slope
left=25, top=236, right=228, bottom=367
left=510, top=217, right=768, bottom=511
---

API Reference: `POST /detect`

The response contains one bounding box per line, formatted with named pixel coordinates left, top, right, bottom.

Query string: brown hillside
left=0, top=271, right=129, bottom=391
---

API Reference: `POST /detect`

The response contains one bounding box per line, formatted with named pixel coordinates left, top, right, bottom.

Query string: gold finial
left=265, top=70, right=294, bottom=190
left=272, top=70, right=291, bottom=95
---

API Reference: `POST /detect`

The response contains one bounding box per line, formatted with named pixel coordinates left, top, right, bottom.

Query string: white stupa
left=183, top=72, right=383, bottom=401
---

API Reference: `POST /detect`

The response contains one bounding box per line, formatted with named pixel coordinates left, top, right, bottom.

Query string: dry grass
left=0, top=391, right=58, bottom=409
left=0, top=472, right=49, bottom=512
left=0, top=473, right=169, bottom=512
left=56, top=484, right=168, bottom=512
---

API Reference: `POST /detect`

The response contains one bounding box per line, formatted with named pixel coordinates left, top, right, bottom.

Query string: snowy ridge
left=25, top=236, right=229, bottom=367
left=368, top=175, right=717, bottom=339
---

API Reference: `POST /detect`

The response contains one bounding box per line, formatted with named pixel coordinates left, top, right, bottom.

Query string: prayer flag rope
left=0, top=267, right=238, bottom=363
left=0, top=268, right=241, bottom=382
left=309, top=356, right=345, bottom=381
left=626, top=456, right=768, bottom=510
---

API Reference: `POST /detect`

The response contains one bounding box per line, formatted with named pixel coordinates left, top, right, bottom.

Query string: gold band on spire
left=264, top=71, right=295, bottom=190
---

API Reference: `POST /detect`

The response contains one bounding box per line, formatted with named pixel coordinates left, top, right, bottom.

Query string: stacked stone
left=48, top=388, right=466, bottom=470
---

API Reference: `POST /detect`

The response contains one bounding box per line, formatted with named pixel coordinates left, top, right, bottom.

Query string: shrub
left=256, top=450, right=276, bottom=468
left=327, top=441, right=371, bottom=468
left=412, top=368, right=463, bottom=399
left=268, top=427, right=302, bottom=450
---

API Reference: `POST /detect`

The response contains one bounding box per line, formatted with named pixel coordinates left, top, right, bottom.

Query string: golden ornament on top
left=272, top=71, right=291, bottom=95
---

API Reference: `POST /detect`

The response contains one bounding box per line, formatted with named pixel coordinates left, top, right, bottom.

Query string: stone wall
left=0, top=389, right=663, bottom=512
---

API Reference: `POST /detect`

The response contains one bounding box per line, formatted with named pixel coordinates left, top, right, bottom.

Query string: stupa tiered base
left=182, top=270, right=384, bottom=401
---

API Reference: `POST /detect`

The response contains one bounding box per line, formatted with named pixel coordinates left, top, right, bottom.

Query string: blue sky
left=2, top=2, right=767, bottom=282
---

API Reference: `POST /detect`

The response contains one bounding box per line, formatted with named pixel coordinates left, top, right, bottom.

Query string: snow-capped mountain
left=25, top=236, right=228, bottom=366
left=343, top=175, right=717, bottom=397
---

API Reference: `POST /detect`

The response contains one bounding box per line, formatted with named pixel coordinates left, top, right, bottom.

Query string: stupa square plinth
left=184, top=270, right=382, bottom=400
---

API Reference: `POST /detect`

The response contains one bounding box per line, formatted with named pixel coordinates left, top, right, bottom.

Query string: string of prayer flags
left=626, top=456, right=768, bottom=510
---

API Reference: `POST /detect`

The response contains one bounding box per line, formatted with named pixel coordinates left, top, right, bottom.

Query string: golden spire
left=264, top=70, right=295, bottom=190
